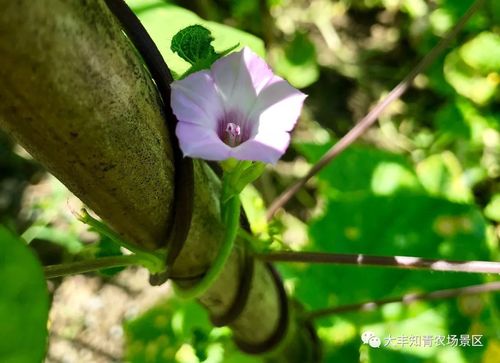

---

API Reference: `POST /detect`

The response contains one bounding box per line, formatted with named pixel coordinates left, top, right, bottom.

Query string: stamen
left=225, top=122, right=241, bottom=147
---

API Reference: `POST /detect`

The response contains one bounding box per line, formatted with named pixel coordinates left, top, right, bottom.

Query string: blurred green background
left=0, top=0, right=498, bottom=362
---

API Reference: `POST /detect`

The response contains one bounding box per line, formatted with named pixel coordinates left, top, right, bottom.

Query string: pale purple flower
left=170, top=47, right=307, bottom=163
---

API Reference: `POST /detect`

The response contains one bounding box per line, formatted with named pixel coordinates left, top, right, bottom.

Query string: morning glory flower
left=170, top=47, right=307, bottom=164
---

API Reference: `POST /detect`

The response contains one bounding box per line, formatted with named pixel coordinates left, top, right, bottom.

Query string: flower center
left=224, top=122, right=241, bottom=147
left=217, top=110, right=253, bottom=148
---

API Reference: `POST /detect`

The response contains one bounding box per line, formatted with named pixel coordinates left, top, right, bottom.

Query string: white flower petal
left=231, top=131, right=291, bottom=164
left=170, top=47, right=306, bottom=163
left=170, top=71, right=224, bottom=128
left=250, top=77, right=307, bottom=133
left=176, top=122, right=231, bottom=160
left=211, top=47, right=275, bottom=116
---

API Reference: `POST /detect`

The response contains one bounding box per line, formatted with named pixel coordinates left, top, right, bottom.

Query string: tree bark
left=0, top=0, right=317, bottom=361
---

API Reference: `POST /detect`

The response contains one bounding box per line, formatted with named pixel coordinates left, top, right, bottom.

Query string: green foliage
left=94, top=235, right=126, bottom=276
left=171, top=25, right=218, bottom=66
left=444, top=50, right=498, bottom=105
left=1, top=0, right=499, bottom=362
left=0, top=226, right=49, bottom=363
left=443, top=31, right=500, bottom=105
left=126, top=0, right=265, bottom=78
left=124, top=299, right=211, bottom=362
left=460, top=32, right=500, bottom=73
left=484, top=194, right=500, bottom=222
left=416, top=152, right=474, bottom=203
left=295, top=142, right=421, bottom=194
left=272, top=32, right=319, bottom=88
left=171, top=25, right=238, bottom=77
left=283, top=140, right=497, bottom=362
left=124, top=298, right=261, bottom=363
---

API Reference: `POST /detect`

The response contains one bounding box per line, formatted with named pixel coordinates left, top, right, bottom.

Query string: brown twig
left=306, top=281, right=500, bottom=320
left=256, top=251, right=500, bottom=274
left=266, top=0, right=485, bottom=220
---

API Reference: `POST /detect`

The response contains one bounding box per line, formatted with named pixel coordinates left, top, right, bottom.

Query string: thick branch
left=0, top=0, right=314, bottom=360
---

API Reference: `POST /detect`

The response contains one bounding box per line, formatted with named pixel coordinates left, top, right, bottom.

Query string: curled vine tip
left=170, top=47, right=307, bottom=164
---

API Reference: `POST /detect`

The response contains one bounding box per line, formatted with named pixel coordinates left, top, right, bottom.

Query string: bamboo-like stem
left=266, top=0, right=485, bottom=220
left=0, top=1, right=313, bottom=359
left=44, top=255, right=142, bottom=279
left=257, top=251, right=500, bottom=274
left=306, top=281, right=500, bottom=320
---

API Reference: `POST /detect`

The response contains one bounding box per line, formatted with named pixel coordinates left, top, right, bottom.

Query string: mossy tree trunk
left=0, top=0, right=317, bottom=361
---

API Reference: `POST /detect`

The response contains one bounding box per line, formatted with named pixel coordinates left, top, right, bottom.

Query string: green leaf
left=433, top=102, right=470, bottom=139
left=279, top=190, right=491, bottom=362
left=125, top=296, right=264, bottom=362
left=416, top=151, right=473, bottom=203
left=279, top=193, right=489, bottom=311
left=171, top=25, right=218, bottom=67
left=95, top=236, right=125, bottom=276
left=295, top=142, right=422, bottom=194
left=125, top=298, right=218, bottom=363
left=484, top=194, right=500, bottom=222
left=459, top=32, right=500, bottom=73
left=443, top=49, right=498, bottom=105
left=240, top=184, right=268, bottom=236
left=0, top=226, right=49, bottom=363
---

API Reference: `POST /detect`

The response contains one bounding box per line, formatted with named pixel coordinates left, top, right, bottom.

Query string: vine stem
left=174, top=195, right=241, bottom=299
left=266, top=0, right=485, bottom=220
left=256, top=251, right=500, bottom=274
left=306, top=281, right=500, bottom=320
left=44, top=255, right=142, bottom=279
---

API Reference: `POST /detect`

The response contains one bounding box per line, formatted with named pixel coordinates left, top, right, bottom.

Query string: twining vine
left=32, top=0, right=498, bottom=360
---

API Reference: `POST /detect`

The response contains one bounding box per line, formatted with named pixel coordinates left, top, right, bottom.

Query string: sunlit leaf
left=126, top=0, right=265, bottom=77
left=460, top=32, right=500, bottom=73
left=0, top=226, right=49, bottom=363
left=443, top=50, right=498, bottom=105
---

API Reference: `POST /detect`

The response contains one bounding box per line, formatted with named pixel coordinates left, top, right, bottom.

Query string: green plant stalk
left=78, top=209, right=165, bottom=273
left=175, top=195, right=241, bottom=299
left=173, top=161, right=259, bottom=298
left=174, top=161, right=268, bottom=297
left=44, top=255, right=143, bottom=279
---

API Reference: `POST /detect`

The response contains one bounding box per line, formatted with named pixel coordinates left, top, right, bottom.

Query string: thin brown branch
left=266, top=0, right=485, bottom=220
left=306, top=281, right=500, bottom=320
left=256, top=251, right=500, bottom=274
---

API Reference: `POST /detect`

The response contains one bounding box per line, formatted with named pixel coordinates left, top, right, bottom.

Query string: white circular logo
left=361, top=331, right=375, bottom=344
left=368, top=336, right=381, bottom=348
left=361, top=331, right=381, bottom=348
